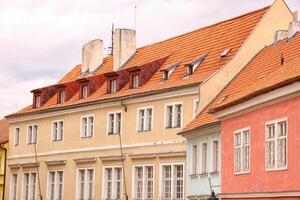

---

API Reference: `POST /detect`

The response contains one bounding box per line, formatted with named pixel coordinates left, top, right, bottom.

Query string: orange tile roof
left=0, top=119, right=9, bottom=144
left=8, top=6, right=269, bottom=117
left=181, top=33, right=300, bottom=134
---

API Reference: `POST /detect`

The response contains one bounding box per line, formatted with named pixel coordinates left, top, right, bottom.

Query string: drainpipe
left=0, top=144, right=7, bottom=200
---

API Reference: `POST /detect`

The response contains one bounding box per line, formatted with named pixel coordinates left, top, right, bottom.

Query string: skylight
left=220, top=48, right=231, bottom=58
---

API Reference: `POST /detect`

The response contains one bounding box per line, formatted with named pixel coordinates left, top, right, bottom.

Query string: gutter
left=178, top=121, right=220, bottom=136
left=6, top=82, right=200, bottom=119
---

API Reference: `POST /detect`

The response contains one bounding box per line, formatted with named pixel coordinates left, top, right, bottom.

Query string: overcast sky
left=0, top=0, right=299, bottom=118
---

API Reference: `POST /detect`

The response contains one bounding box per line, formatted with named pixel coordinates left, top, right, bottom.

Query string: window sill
left=234, top=171, right=251, bottom=176
left=199, top=173, right=208, bottom=177
left=265, top=167, right=288, bottom=172
left=52, top=139, right=63, bottom=142
left=137, top=130, right=152, bottom=133
left=27, top=143, right=36, bottom=145
left=108, top=133, right=120, bottom=136
left=165, top=126, right=182, bottom=130
left=80, top=136, right=93, bottom=139
left=189, top=174, right=198, bottom=179
left=210, top=171, right=219, bottom=176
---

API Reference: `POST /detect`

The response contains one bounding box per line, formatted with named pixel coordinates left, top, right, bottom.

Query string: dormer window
left=187, top=65, right=194, bottom=76
left=81, top=85, right=88, bottom=99
left=35, top=95, right=41, bottom=108
left=161, top=62, right=180, bottom=81
left=185, top=55, right=207, bottom=76
left=220, top=48, right=231, bottom=58
left=110, top=79, right=117, bottom=93
left=58, top=90, right=66, bottom=104
left=163, top=71, right=169, bottom=81
left=132, top=74, right=139, bottom=88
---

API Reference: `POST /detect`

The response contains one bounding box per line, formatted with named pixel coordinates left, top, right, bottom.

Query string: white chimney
left=113, top=29, right=136, bottom=71
left=274, top=30, right=288, bottom=43
left=81, top=39, right=104, bottom=73
left=288, top=11, right=300, bottom=39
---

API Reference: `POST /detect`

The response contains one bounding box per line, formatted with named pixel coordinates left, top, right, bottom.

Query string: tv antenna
left=107, top=23, right=114, bottom=55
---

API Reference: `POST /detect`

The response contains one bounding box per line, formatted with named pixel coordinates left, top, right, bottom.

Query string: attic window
left=110, top=79, right=117, bottom=93
left=163, top=70, right=169, bottom=80
left=58, top=90, right=66, bottom=104
left=162, top=62, right=180, bottom=81
left=132, top=74, right=139, bottom=88
left=186, top=55, right=207, bottom=76
left=35, top=95, right=41, bottom=108
left=81, top=85, right=88, bottom=99
left=220, top=48, right=231, bottom=58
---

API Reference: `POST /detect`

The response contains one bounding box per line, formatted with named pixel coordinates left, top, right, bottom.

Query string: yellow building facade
left=4, top=1, right=292, bottom=199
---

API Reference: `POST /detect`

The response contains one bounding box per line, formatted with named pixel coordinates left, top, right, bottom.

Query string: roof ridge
left=137, top=5, right=270, bottom=50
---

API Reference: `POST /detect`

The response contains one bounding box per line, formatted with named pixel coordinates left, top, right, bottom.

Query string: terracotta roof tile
left=182, top=33, right=300, bottom=133
left=9, top=6, right=269, bottom=117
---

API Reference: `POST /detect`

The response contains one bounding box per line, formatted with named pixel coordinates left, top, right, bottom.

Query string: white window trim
left=265, top=117, right=288, bottom=171
left=132, top=164, right=155, bottom=200
left=51, top=120, right=64, bottom=142
left=191, top=144, right=198, bottom=175
left=21, top=171, right=38, bottom=200
left=26, top=124, right=38, bottom=145
left=102, top=165, right=123, bottom=200
left=136, top=106, right=154, bottom=133
left=80, top=115, right=95, bottom=138
left=76, top=167, right=95, bottom=200
left=164, top=102, right=184, bottom=129
left=107, top=110, right=122, bottom=135
left=210, top=138, right=220, bottom=173
left=200, top=141, right=208, bottom=174
left=159, top=162, right=185, bottom=200
left=14, top=127, right=20, bottom=147
left=10, top=173, right=18, bottom=200
left=193, top=98, right=199, bottom=119
left=234, top=127, right=251, bottom=175
left=46, top=169, right=64, bottom=200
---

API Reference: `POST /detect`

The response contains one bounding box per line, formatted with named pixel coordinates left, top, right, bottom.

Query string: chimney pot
left=82, top=39, right=104, bottom=73
left=113, top=29, right=136, bottom=71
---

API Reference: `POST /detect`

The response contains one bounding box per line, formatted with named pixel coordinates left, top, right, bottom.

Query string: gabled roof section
left=181, top=33, right=300, bottom=134
left=0, top=119, right=9, bottom=144
left=8, top=6, right=270, bottom=117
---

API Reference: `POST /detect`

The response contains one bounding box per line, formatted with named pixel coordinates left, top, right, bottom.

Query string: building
left=178, top=1, right=294, bottom=199
left=4, top=0, right=293, bottom=199
left=0, top=119, right=9, bottom=200
left=181, top=12, right=300, bottom=200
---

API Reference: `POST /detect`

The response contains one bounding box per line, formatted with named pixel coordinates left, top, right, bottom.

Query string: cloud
left=0, top=0, right=298, bottom=118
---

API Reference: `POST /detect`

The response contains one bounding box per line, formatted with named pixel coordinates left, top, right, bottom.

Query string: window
left=137, top=107, right=153, bottom=132
left=110, top=79, right=117, bottom=93
left=212, top=140, right=219, bottom=172
left=27, top=125, right=37, bottom=145
left=47, top=170, right=64, bottom=200
left=163, top=71, right=169, bottom=81
left=14, top=128, right=20, bottom=146
left=52, top=121, right=64, bottom=141
left=192, top=145, right=197, bottom=174
left=133, top=165, right=154, bottom=200
left=81, top=85, right=88, bottom=99
left=35, top=95, right=41, bottom=108
left=103, top=167, right=122, bottom=200
left=187, top=65, right=193, bottom=76
left=77, top=168, right=94, bottom=200
left=81, top=116, right=94, bottom=138
left=165, top=103, right=183, bottom=128
left=234, top=128, right=250, bottom=174
left=23, top=172, right=37, bottom=200
left=161, top=164, right=184, bottom=199
left=108, top=112, right=121, bottom=135
left=201, top=143, right=207, bottom=174
left=58, top=90, right=66, bottom=104
left=10, top=174, right=18, bottom=200
left=132, top=75, right=140, bottom=88
left=193, top=98, right=199, bottom=119
left=266, top=119, right=287, bottom=170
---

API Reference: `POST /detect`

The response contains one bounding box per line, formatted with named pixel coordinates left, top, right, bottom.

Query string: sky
left=0, top=0, right=299, bottom=118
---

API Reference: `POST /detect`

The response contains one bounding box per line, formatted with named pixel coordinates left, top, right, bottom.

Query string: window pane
left=201, top=143, right=207, bottom=174
left=135, top=167, right=143, bottom=199
left=174, top=104, right=182, bottom=128
left=174, top=165, right=184, bottom=199
left=116, top=113, right=121, bottom=134
left=213, top=141, right=219, bottom=172
left=109, top=114, right=114, bottom=134
left=146, top=108, right=152, bottom=131
left=192, top=145, right=197, bottom=174
left=11, top=174, right=18, bottom=200
left=162, top=166, right=171, bottom=199
left=88, top=117, right=94, bottom=137
left=166, top=106, right=173, bottom=128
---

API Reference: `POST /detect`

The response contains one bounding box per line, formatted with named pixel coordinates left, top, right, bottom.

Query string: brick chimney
left=288, top=11, right=300, bottom=39
left=113, top=29, right=136, bottom=71
left=81, top=39, right=104, bottom=73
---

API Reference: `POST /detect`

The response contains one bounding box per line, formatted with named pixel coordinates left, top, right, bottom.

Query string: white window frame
left=27, top=125, right=38, bottom=145
left=211, top=139, right=219, bottom=173
left=14, top=127, right=20, bottom=146
left=59, top=90, right=66, bottom=104
left=193, top=97, right=199, bottom=119
left=52, top=120, right=64, bottom=142
left=102, top=165, right=123, bottom=200
left=159, top=162, right=185, bottom=200
left=265, top=118, right=288, bottom=171
left=200, top=142, right=208, bottom=174
left=21, top=171, right=38, bottom=200
left=191, top=145, right=198, bottom=175
left=132, top=74, right=140, bottom=89
left=35, top=95, right=41, bottom=108
left=132, top=164, right=155, bottom=200
left=107, top=111, right=122, bottom=135
left=110, top=79, right=117, bottom=93
left=234, top=127, right=251, bottom=175
left=10, top=173, right=18, bottom=200
left=46, top=170, right=64, bottom=200
left=76, top=167, right=95, bottom=200
left=164, top=102, right=183, bottom=129
left=80, top=115, right=94, bottom=138
left=81, top=85, right=88, bottom=99
left=136, top=106, right=154, bottom=133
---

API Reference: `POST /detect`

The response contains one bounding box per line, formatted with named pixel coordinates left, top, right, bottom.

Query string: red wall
left=221, top=95, right=300, bottom=194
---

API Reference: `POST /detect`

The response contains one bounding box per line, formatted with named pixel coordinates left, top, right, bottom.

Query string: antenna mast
left=108, top=23, right=114, bottom=55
